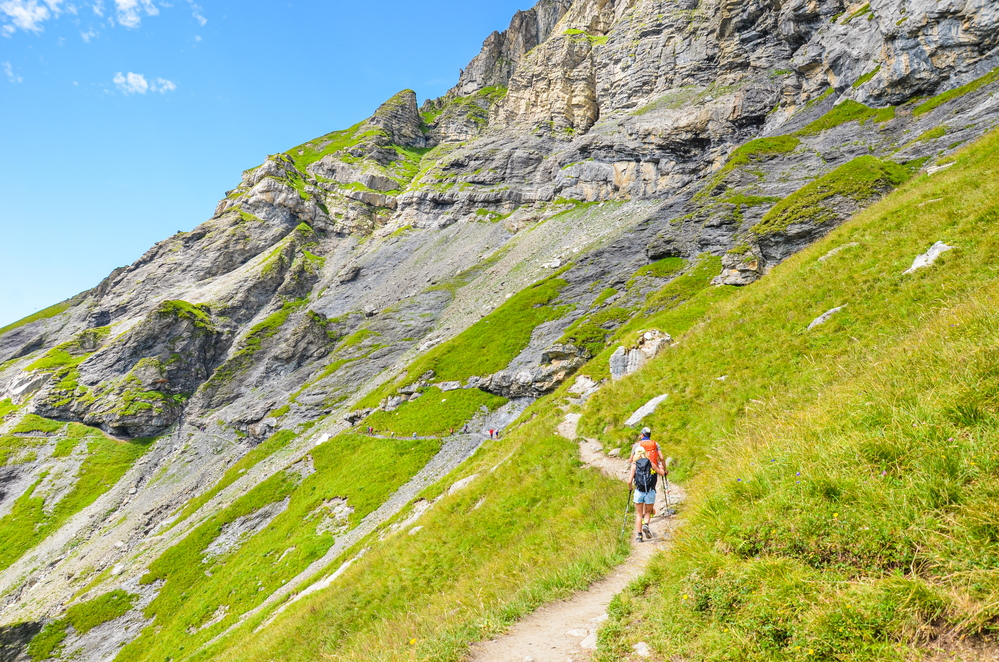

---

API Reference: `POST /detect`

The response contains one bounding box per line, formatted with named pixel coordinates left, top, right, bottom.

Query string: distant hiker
left=629, top=427, right=667, bottom=541
left=628, top=446, right=665, bottom=543
left=413, top=432, right=417, bottom=439
left=463, top=424, right=469, bottom=434
left=489, top=429, right=494, bottom=439
left=450, top=427, right=454, bottom=435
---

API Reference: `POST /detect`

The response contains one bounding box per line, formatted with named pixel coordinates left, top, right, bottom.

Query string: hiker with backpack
left=628, top=427, right=667, bottom=542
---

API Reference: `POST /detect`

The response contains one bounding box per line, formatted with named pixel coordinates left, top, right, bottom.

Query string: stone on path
left=633, top=641, right=651, bottom=656
left=903, top=241, right=955, bottom=275
left=580, top=632, right=598, bottom=650
left=624, top=394, right=669, bottom=427
left=807, top=305, right=846, bottom=330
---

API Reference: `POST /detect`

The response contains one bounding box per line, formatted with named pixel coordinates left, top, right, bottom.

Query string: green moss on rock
left=795, top=100, right=895, bottom=137
left=630, top=257, right=686, bottom=284
left=752, top=156, right=913, bottom=236
left=157, top=300, right=215, bottom=331
left=913, top=67, right=999, bottom=117
left=699, top=136, right=801, bottom=198
left=0, top=398, right=17, bottom=419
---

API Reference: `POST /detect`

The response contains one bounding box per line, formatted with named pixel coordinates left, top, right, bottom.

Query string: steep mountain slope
left=589, top=124, right=999, bottom=661
left=1, top=0, right=999, bottom=659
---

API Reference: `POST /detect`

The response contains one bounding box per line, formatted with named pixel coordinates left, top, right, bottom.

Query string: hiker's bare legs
left=635, top=503, right=650, bottom=534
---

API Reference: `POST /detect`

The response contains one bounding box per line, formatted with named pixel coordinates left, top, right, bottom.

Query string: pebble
left=634, top=642, right=651, bottom=656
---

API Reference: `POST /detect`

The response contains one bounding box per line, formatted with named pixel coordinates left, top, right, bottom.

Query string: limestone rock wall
left=449, top=0, right=576, bottom=97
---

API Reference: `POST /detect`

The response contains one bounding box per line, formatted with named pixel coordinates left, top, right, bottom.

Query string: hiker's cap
left=642, top=427, right=651, bottom=435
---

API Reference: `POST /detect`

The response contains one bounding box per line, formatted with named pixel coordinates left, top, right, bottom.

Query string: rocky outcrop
left=492, top=31, right=599, bottom=136
left=360, top=89, right=428, bottom=153
left=712, top=250, right=764, bottom=286
left=480, top=344, right=590, bottom=398
left=449, top=0, right=575, bottom=97
left=609, top=330, right=672, bottom=381
left=34, top=302, right=232, bottom=437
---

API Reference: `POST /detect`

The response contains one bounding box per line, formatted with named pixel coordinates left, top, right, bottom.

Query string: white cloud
left=3, top=60, right=23, bottom=83
left=152, top=76, right=175, bottom=93
left=187, top=0, right=203, bottom=25
left=1, top=0, right=65, bottom=34
left=113, top=70, right=147, bottom=94
left=80, top=27, right=94, bottom=40
left=90, top=0, right=101, bottom=15
left=113, top=0, right=156, bottom=28
left=113, top=71, right=175, bottom=95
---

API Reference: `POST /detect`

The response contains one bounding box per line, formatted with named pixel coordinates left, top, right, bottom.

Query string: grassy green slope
left=115, top=432, right=441, bottom=662
left=0, top=299, right=74, bottom=340
left=364, top=387, right=508, bottom=437
left=354, top=273, right=571, bottom=412
left=582, top=128, right=999, bottom=658
left=185, top=127, right=999, bottom=662
left=0, top=422, right=154, bottom=573
left=196, top=404, right=625, bottom=662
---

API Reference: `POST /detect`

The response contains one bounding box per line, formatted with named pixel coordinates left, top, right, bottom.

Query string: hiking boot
left=635, top=533, right=643, bottom=543
left=642, top=523, right=652, bottom=539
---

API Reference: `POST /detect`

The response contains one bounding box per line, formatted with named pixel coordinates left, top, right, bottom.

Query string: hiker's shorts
left=634, top=489, right=656, bottom=504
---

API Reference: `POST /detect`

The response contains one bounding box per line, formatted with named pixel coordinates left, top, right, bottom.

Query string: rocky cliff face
left=1, top=0, right=998, bottom=658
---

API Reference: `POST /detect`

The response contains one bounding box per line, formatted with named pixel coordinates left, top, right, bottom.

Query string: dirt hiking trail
left=467, top=413, right=686, bottom=662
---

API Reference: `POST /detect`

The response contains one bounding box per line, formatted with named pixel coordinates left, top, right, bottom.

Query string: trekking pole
left=663, top=457, right=675, bottom=518
left=620, top=489, right=633, bottom=541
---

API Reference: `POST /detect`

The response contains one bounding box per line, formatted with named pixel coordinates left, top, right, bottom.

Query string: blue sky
left=0, top=0, right=533, bottom=327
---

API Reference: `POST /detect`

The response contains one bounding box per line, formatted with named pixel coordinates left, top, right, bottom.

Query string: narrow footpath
left=466, top=412, right=686, bottom=662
